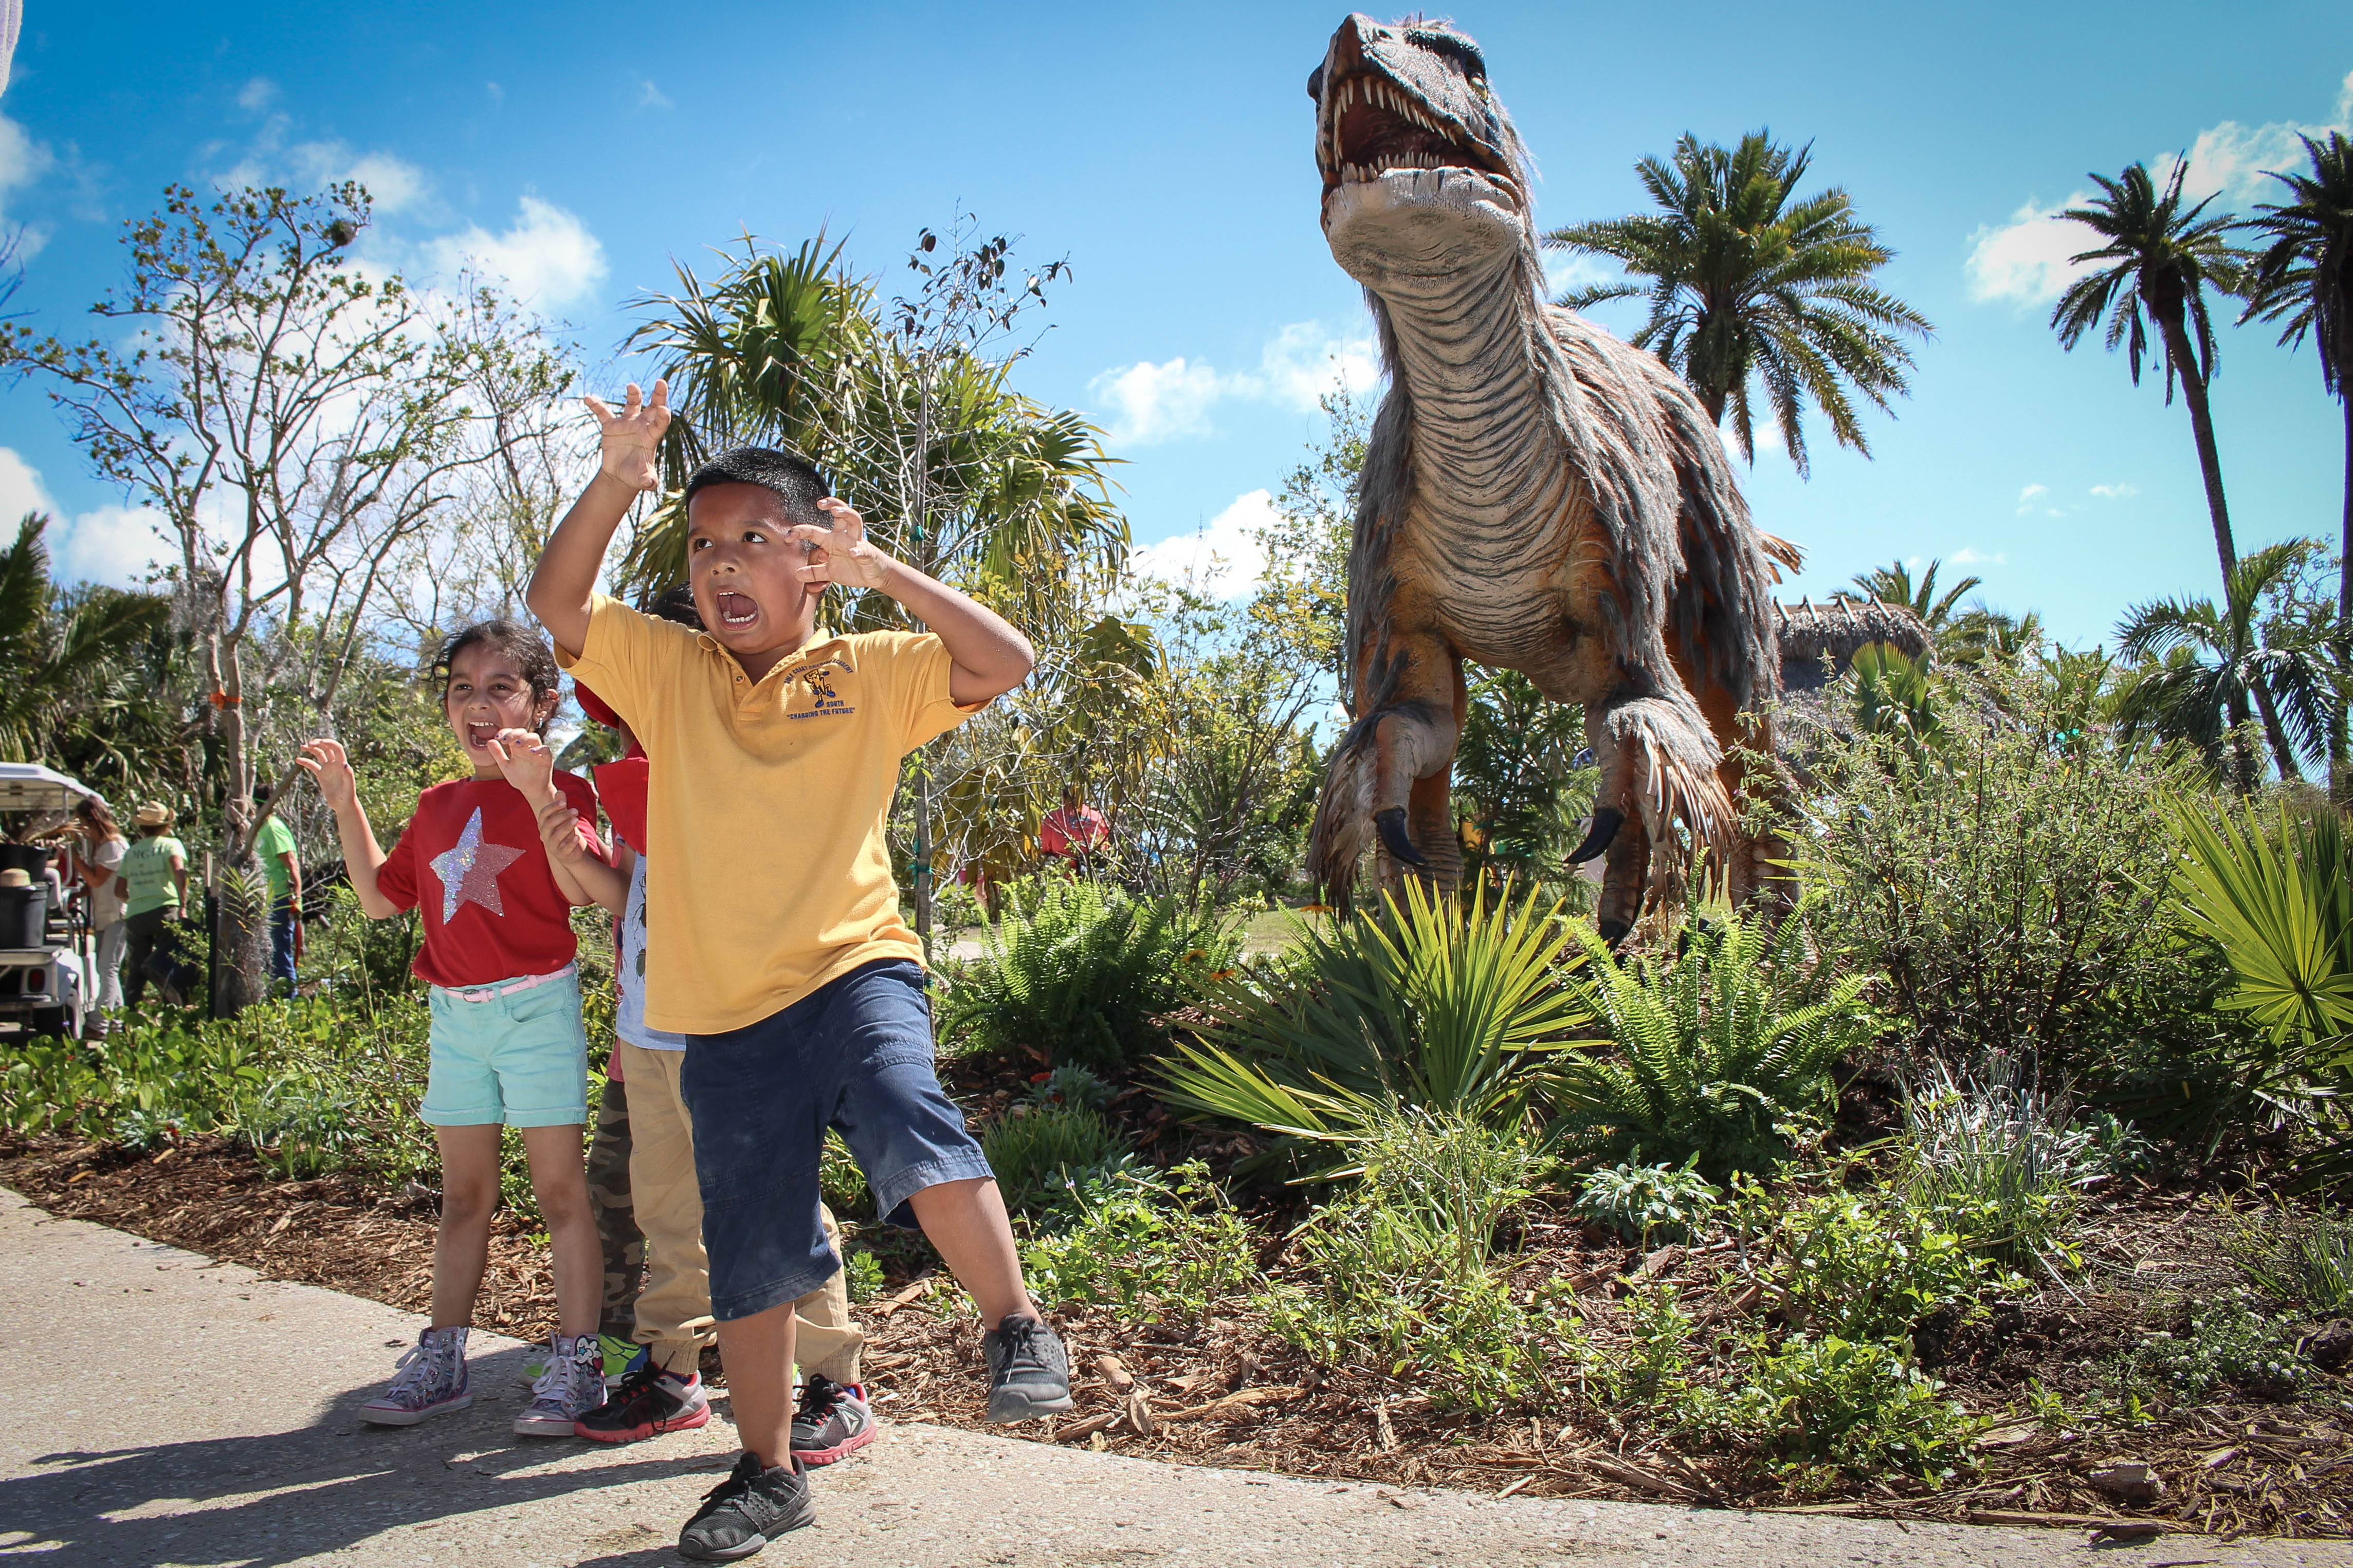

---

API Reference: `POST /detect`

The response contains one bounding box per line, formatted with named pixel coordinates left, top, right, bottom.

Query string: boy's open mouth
left=714, top=591, right=759, bottom=630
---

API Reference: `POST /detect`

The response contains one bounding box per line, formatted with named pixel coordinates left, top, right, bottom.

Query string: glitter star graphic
left=429, top=807, right=525, bottom=923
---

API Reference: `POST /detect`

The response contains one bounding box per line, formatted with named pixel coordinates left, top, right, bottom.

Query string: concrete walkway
left=4, top=1188, right=2347, bottom=1568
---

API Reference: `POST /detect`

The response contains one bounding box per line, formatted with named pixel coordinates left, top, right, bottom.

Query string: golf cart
left=0, top=762, right=100, bottom=1041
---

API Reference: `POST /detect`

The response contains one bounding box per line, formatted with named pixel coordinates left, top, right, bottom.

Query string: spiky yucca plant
left=1552, top=902, right=1874, bottom=1178
left=1158, top=878, right=1586, bottom=1149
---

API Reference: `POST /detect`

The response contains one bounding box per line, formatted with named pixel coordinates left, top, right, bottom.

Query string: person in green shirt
left=250, top=783, right=303, bottom=988
left=118, top=801, right=189, bottom=1011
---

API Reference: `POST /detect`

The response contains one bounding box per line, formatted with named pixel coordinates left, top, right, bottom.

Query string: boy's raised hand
left=585, top=380, right=670, bottom=493
left=487, top=727, right=559, bottom=805
left=295, top=739, right=359, bottom=814
left=787, top=498, right=897, bottom=592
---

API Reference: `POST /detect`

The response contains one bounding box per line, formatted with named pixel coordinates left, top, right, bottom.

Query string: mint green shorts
left=420, top=967, right=589, bottom=1128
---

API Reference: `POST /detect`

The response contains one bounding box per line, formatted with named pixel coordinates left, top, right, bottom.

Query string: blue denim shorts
left=680, top=958, right=993, bottom=1322
left=420, top=967, right=589, bottom=1128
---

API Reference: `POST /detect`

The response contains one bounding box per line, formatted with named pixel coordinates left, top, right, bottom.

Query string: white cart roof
left=0, top=763, right=106, bottom=815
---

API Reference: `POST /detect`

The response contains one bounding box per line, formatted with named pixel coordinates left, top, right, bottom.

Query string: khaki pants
left=619, top=1041, right=863, bottom=1383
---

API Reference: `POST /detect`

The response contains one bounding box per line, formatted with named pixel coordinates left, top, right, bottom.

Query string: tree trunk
left=209, top=636, right=267, bottom=1017
left=2156, top=309, right=2238, bottom=591
left=2334, top=386, right=2352, bottom=807
left=2227, top=688, right=2263, bottom=794
left=2250, top=678, right=2305, bottom=783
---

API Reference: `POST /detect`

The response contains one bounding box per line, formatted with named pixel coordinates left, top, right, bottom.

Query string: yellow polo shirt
left=558, top=595, right=981, bottom=1034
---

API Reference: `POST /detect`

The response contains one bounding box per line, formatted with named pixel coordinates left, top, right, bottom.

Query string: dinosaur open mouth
left=1318, top=73, right=1504, bottom=196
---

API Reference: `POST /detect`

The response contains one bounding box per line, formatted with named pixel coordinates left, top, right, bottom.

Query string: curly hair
left=434, top=618, right=562, bottom=735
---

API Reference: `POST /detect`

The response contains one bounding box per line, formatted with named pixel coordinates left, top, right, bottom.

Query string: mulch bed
left=7, top=1128, right=2350, bottom=1540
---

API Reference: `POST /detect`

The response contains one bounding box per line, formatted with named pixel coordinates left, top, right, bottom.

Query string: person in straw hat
left=118, top=802, right=188, bottom=1012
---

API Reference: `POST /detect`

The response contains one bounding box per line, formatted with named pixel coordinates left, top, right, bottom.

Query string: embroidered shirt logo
left=789, top=660, right=856, bottom=721
left=429, top=806, right=523, bottom=921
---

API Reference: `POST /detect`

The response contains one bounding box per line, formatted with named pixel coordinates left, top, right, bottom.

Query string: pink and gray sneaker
left=358, top=1325, right=471, bottom=1426
left=791, top=1375, right=878, bottom=1465
left=514, top=1333, right=608, bottom=1436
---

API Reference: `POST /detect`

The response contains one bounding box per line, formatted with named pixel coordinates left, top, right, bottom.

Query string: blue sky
left=1, top=0, right=2348, bottom=649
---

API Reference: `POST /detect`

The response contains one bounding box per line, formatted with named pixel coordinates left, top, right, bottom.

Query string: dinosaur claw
left=1565, top=807, right=1624, bottom=866
left=1374, top=807, right=1429, bottom=868
left=1597, top=917, right=1630, bottom=946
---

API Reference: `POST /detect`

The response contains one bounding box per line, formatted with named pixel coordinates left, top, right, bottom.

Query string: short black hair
left=434, top=618, right=562, bottom=736
left=643, top=582, right=704, bottom=630
left=683, top=447, right=828, bottom=525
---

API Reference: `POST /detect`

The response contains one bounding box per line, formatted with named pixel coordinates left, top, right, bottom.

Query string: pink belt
left=436, top=963, right=576, bottom=1005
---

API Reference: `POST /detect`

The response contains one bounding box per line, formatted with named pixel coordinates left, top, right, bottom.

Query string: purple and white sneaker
left=514, top=1333, right=607, bottom=1437
left=358, top=1325, right=471, bottom=1426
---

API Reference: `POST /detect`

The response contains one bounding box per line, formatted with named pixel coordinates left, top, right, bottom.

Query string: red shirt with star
left=376, top=772, right=605, bottom=989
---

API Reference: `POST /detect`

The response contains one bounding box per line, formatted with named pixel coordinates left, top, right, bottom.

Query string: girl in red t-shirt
left=299, top=618, right=624, bottom=1439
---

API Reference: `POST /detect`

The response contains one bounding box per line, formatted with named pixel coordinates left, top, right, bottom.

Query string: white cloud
left=2016, top=483, right=2050, bottom=516
left=1088, top=322, right=1379, bottom=446
left=0, top=112, right=55, bottom=244
left=1969, top=70, right=2353, bottom=307
left=237, top=77, right=278, bottom=112
left=1129, top=489, right=1278, bottom=598
left=1947, top=547, right=2007, bottom=567
left=1545, top=251, right=1628, bottom=303
left=2090, top=483, right=2139, bottom=500
left=0, top=448, right=172, bottom=587
left=486, top=82, right=505, bottom=106
left=290, top=141, right=430, bottom=214
left=57, top=504, right=172, bottom=588
left=424, top=196, right=607, bottom=311
left=639, top=80, right=673, bottom=110
left=1965, top=193, right=2096, bottom=306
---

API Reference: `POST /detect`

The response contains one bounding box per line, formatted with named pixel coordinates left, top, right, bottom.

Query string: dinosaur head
left=1309, top=14, right=1533, bottom=286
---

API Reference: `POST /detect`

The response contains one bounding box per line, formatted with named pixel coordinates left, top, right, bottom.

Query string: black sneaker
left=678, top=1453, right=814, bottom=1562
left=575, top=1361, right=709, bottom=1444
left=982, top=1313, right=1073, bottom=1423
left=792, top=1375, right=878, bottom=1465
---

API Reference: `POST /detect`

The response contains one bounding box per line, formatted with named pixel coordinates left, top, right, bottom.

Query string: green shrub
left=1551, top=901, right=1874, bottom=1179
left=2128, top=1289, right=2308, bottom=1403
left=1028, top=1062, right=1115, bottom=1113
left=1741, top=1184, right=2005, bottom=1342
left=1161, top=878, right=1585, bottom=1150
left=1256, top=1112, right=1564, bottom=1414
left=1574, top=1157, right=1721, bottom=1245
left=1792, top=661, right=2232, bottom=1081
left=982, top=1104, right=1128, bottom=1217
left=2229, top=1201, right=2353, bottom=1314
left=1688, top=1335, right=1980, bottom=1487
left=843, top=1249, right=886, bottom=1304
left=820, top=1131, right=871, bottom=1220
left=1022, top=1160, right=1260, bottom=1317
left=941, top=876, right=1237, bottom=1071
left=1898, top=1053, right=2107, bottom=1271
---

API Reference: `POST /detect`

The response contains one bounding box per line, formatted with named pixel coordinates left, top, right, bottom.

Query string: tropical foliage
left=1545, top=130, right=1932, bottom=476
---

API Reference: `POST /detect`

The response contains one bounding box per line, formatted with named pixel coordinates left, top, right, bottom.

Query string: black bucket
left=0, top=885, right=47, bottom=950
left=0, top=843, right=51, bottom=881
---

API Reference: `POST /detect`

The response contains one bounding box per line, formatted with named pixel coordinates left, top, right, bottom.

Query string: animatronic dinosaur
left=1302, top=13, right=1792, bottom=940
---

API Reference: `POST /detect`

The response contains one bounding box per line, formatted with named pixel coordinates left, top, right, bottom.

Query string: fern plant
left=1552, top=901, right=1875, bottom=1178
left=1158, top=877, right=1586, bottom=1149
left=939, top=876, right=1237, bottom=1071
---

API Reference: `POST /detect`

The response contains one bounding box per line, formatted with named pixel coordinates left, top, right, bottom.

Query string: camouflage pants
left=587, top=1076, right=645, bottom=1340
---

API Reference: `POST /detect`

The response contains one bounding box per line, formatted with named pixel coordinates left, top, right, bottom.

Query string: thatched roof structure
left=1776, top=598, right=1931, bottom=692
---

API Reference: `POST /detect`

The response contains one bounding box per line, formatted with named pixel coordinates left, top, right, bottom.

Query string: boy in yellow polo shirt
left=527, top=382, right=1067, bottom=1561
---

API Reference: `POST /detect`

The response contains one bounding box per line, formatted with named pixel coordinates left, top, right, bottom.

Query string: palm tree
left=0, top=512, right=177, bottom=784
left=2240, top=131, right=2353, bottom=805
left=1838, top=558, right=1982, bottom=634
left=1545, top=130, right=1932, bottom=477
left=2051, top=161, right=2253, bottom=591
left=2112, top=541, right=2338, bottom=791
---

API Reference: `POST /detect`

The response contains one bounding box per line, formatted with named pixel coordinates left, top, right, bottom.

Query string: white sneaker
left=514, top=1334, right=607, bottom=1436
left=359, top=1325, right=471, bottom=1426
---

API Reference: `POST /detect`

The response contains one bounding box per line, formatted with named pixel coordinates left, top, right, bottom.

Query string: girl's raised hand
left=295, top=739, right=359, bottom=813
left=585, top=380, right=670, bottom=493
left=533, top=794, right=590, bottom=868
left=486, top=728, right=558, bottom=805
